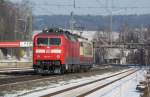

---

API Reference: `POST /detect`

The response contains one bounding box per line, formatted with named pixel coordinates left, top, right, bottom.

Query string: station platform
left=0, top=59, right=32, bottom=71
left=0, top=67, right=33, bottom=73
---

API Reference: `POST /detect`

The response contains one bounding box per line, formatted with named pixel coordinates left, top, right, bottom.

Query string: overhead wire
left=32, top=0, right=150, bottom=15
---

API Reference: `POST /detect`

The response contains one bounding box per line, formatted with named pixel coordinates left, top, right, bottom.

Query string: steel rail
left=42, top=69, right=134, bottom=97
left=0, top=75, right=57, bottom=87
left=78, top=69, right=138, bottom=97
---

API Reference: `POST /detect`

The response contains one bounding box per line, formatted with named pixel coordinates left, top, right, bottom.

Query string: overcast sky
left=10, top=0, right=150, bottom=15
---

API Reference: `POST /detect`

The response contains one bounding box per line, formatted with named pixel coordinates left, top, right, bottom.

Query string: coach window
left=37, top=38, right=48, bottom=46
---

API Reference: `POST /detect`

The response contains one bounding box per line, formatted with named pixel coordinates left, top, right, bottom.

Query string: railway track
left=0, top=74, right=59, bottom=87
left=0, top=65, right=114, bottom=87
left=16, top=68, right=137, bottom=97
left=0, top=70, right=99, bottom=87
left=0, top=68, right=33, bottom=74
left=39, top=69, right=137, bottom=97
left=0, top=69, right=109, bottom=88
left=77, top=70, right=138, bottom=97
left=0, top=66, right=132, bottom=97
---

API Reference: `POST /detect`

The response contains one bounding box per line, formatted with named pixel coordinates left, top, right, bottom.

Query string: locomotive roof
left=36, top=28, right=73, bottom=36
left=36, top=28, right=88, bottom=40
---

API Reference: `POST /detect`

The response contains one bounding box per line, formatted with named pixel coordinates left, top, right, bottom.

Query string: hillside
left=33, top=14, right=150, bottom=31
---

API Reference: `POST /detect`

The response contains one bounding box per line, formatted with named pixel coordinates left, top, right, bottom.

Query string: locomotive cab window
left=37, top=37, right=61, bottom=46
left=49, top=38, right=61, bottom=46
left=37, top=38, right=48, bottom=46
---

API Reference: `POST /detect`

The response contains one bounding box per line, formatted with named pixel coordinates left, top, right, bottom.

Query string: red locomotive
left=33, top=28, right=93, bottom=74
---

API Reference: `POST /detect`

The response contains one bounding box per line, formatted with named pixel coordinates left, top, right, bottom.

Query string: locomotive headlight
left=51, top=49, right=61, bottom=53
left=36, top=49, right=45, bottom=53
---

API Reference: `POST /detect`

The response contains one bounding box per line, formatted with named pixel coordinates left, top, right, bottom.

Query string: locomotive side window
left=37, top=38, right=48, bottom=46
left=69, top=35, right=77, bottom=42
left=49, top=38, right=61, bottom=46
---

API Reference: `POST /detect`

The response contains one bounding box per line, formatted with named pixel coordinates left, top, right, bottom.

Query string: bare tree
left=93, top=27, right=108, bottom=64
left=0, top=0, right=32, bottom=41
left=0, top=0, right=32, bottom=60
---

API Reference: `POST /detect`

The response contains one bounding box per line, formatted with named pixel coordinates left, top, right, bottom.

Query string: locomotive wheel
left=60, top=66, right=65, bottom=74
left=76, top=65, right=81, bottom=73
left=83, top=69, right=88, bottom=72
left=54, top=66, right=65, bottom=74
left=35, top=68, right=44, bottom=74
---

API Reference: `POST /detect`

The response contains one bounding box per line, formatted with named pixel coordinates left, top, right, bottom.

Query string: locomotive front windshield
left=37, top=38, right=61, bottom=46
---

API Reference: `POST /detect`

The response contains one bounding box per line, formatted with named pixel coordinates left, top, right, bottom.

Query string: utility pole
left=14, top=15, right=17, bottom=41
left=92, top=41, right=96, bottom=65
left=110, top=0, right=113, bottom=45
left=22, top=0, right=32, bottom=57
left=73, top=0, right=76, bottom=8
left=70, top=11, right=75, bottom=33
left=70, top=0, right=76, bottom=33
left=106, top=0, right=113, bottom=45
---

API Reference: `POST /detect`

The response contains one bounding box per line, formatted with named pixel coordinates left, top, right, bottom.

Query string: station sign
left=0, top=41, right=33, bottom=48
left=20, top=41, right=33, bottom=47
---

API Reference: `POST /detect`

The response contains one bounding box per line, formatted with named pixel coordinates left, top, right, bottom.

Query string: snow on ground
left=51, top=69, right=134, bottom=97
left=86, top=68, right=146, bottom=97
left=3, top=68, right=143, bottom=97
left=5, top=69, right=126, bottom=97
left=13, top=69, right=128, bottom=97
left=19, top=72, right=112, bottom=97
